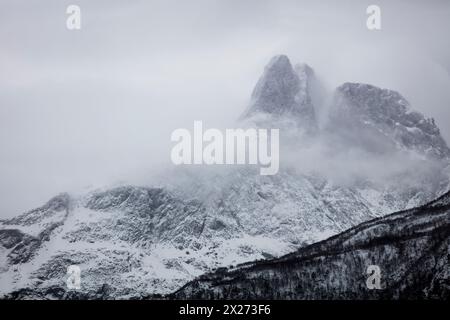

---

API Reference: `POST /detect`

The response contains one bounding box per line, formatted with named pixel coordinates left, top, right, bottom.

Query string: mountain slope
left=0, top=172, right=389, bottom=298
left=172, top=190, right=450, bottom=300
left=1, top=55, right=449, bottom=299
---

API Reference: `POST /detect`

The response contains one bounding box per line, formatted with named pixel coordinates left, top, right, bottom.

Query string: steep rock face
left=172, top=190, right=450, bottom=300
left=0, top=194, right=72, bottom=266
left=328, top=83, right=450, bottom=159
left=0, top=187, right=208, bottom=297
left=80, top=186, right=206, bottom=247
left=243, top=55, right=317, bottom=131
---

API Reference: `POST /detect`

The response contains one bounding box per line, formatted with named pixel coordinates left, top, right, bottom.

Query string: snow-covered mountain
left=173, top=189, right=450, bottom=300
left=1, top=55, right=449, bottom=299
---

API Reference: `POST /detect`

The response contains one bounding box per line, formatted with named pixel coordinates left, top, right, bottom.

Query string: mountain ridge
left=1, top=54, right=449, bottom=299
left=171, top=189, right=450, bottom=300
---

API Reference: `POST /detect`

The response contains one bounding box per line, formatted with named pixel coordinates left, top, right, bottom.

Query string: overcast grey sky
left=0, top=0, right=449, bottom=217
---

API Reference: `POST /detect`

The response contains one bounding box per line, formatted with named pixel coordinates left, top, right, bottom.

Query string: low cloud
left=0, top=0, right=449, bottom=217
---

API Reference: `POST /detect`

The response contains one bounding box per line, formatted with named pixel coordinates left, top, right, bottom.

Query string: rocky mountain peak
left=242, top=55, right=317, bottom=131
left=329, top=82, right=450, bottom=159
left=265, top=54, right=292, bottom=71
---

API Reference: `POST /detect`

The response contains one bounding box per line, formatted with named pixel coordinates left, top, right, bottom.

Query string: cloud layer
left=1, top=0, right=449, bottom=217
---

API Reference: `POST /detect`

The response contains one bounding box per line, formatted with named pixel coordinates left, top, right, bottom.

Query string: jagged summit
left=329, top=82, right=450, bottom=159
left=242, top=55, right=317, bottom=131
left=265, top=54, right=291, bottom=70
left=243, top=57, right=450, bottom=159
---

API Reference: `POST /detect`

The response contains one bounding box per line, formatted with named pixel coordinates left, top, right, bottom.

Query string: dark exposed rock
left=0, top=229, right=29, bottom=249
left=242, top=55, right=318, bottom=131
left=329, top=83, right=450, bottom=159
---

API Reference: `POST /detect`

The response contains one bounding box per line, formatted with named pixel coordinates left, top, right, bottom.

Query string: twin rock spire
left=241, top=54, right=450, bottom=159
left=242, top=55, right=318, bottom=132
